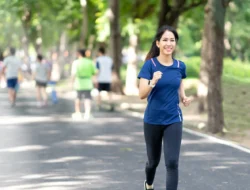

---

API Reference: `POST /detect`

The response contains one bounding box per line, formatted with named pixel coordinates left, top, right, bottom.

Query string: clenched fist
left=182, top=96, right=192, bottom=107
left=152, top=71, right=163, bottom=84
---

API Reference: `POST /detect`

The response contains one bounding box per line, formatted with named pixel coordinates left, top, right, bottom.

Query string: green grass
left=179, top=75, right=250, bottom=133
left=222, top=77, right=250, bottom=132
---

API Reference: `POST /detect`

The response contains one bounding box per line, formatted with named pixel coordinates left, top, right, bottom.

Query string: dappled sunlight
left=0, top=116, right=57, bottom=125
left=42, top=156, right=85, bottom=163
left=93, top=135, right=134, bottom=142
left=91, top=117, right=127, bottom=123
left=44, top=176, right=71, bottom=180
left=21, top=174, right=51, bottom=179
left=0, top=145, right=48, bottom=153
left=0, top=115, right=128, bottom=126
left=182, top=151, right=219, bottom=157
left=71, top=117, right=128, bottom=124
left=86, top=169, right=117, bottom=174
left=120, top=102, right=145, bottom=110
left=40, top=130, right=61, bottom=135
left=76, top=174, right=104, bottom=180
left=211, top=166, right=230, bottom=170
left=59, top=139, right=116, bottom=146
left=222, top=161, right=247, bottom=165
left=4, top=181, right=84, bottom=190
left=182, top=138, right=216, bottom=145
left=130, top=131, right=144, bottom=136
left=1, top=172, right=110, bottom=189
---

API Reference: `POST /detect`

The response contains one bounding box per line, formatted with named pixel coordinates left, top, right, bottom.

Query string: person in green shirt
left=71, top=49, right=96, bottom=120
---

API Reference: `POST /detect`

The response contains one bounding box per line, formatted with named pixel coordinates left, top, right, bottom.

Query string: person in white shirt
left=96, top=47, right=114, bottom=111
left=1, top=48, right=22, bottom=107
left=33, top=54, right=51, bottom=107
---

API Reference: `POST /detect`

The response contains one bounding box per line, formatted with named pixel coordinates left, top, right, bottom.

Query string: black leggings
left=144, top=122, right=182, bottom=190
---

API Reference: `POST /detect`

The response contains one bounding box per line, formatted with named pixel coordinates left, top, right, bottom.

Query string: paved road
left=0, top=88, right=250, bottom=190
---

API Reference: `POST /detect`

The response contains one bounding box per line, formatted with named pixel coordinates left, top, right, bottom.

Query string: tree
left=200, top=0, right=230, bottom=134
left=224, top=1, right=250, bottom=61
left=158, top=0, right=207, bottom=28
left=108, top=0, right=123, bottom=93
left=79, top=0, right=88, bottom=48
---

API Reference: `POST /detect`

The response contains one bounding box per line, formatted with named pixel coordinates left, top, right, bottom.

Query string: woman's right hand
left=152, top=71, right=163, bottom=84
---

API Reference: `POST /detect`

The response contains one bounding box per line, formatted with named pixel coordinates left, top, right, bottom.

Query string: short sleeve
left=137, top=60, right=153, bottom=80
left=181, top=62, right=187, bottom=79
left=3, top=57, right=8, bottom=67
left=110, top=58, right=114, bottom=70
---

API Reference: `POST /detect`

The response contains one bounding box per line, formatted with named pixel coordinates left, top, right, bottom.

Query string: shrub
left=182, top=57, right=250, bottom=79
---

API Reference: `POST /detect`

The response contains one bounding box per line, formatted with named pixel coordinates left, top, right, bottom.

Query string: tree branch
left=181, top=0, right=207, bottom=13
left=133, top=0, right=156, bottom=19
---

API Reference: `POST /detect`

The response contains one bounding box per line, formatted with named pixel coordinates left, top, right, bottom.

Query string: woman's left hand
left=182, top=96, right=192, bottom=107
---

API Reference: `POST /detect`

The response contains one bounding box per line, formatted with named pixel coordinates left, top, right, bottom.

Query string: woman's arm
left=179, top=80, right=191, bottom=107
left=139, top=71, right=162, bottom=99
left=139, top=78, right=153, bottom=99
left=179, top=80, right=186, bottom=99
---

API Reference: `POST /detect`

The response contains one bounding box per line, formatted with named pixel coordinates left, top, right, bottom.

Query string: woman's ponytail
left=145, top=40, right=159, bottom=61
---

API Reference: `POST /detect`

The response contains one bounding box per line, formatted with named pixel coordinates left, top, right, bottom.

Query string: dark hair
left=99, top=47, right=105, bottom=54
left=10, top=47, right=16, bottom=55
left=77, top=49, right=86, bottom=57
left=37, top=54, right=43, bottom=61
left=145, top=25, right=179, bottom=61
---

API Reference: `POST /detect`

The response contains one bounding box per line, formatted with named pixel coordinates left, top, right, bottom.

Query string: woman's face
left=156, top=30, right=176, bottom=56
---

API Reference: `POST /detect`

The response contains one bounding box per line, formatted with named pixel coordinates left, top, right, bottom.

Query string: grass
left=184, top=75, right=250, bottom=134
left=222, top=76, right=250, bottom=132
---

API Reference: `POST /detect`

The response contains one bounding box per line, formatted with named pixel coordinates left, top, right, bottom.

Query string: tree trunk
left=109, top=0, right=123, bottom=94
left=202, top=0, right=230, bottom=134
left=80, top=1, right=88, bottom=48
left=158, top=0, right=206, bottom=29
left=58, top=31, right=67, bottom=78
left=197, top=54, right=208, bottom=113
left=158, top=0, right=173, bottom=27
left=197, top=9, right=209, bottom=113
left=34, top=24, right=42, bottom=54
left=125, top=34, right=138, bottom=95
left=21, top=8, right=32, bottom=64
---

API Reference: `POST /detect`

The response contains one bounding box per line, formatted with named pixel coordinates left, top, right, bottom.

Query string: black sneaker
left=144, top=180, right=154, bottom=190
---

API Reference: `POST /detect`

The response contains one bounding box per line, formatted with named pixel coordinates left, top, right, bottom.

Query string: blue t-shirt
left=138, top=57, right=187, bottom=125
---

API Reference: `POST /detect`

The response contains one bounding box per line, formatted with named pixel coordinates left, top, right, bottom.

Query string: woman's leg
left=163, top=122, right=183, bottom=190
left=144, top=122, right=164, bottom=186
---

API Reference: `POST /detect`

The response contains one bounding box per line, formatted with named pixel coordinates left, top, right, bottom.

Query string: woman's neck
left=157, top=55, right=173, bottom=66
